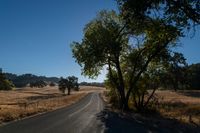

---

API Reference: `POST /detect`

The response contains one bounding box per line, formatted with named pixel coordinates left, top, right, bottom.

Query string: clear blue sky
left=0, top=0, right=199, bottom=82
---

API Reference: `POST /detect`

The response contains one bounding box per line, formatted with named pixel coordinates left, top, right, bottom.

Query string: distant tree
left=65, top=76, right=76, bottom=95
left=69, top=76, right=79, bottom=91
left=49, top=82, right=56, bottom=87
left=58, top=77, right=67, bottom=94
left=58, top=76, right=79, bottom=95
left=79, top=82, right=104, bottom=87
left=0, top=69, right=14, bottom=90
left=187, top=63, right=200, bottom=90
left=30, top=80, right=47, bottom=88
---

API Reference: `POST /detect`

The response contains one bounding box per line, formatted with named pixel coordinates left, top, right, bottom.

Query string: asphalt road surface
left=0, top=92, right=105, bottom=133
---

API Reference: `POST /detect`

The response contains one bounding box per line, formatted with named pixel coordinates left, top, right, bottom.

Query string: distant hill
left=79, top=82, right=104, bottom=87
left=5, top=73, right=60, bottom=87
left=5, top=73, right=105, bottom=88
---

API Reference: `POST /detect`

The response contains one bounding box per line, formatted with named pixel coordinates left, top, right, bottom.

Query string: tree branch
left=126, top=38, right=172, bottom=101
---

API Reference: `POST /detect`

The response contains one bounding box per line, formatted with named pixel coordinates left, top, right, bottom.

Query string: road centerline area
left=68, top=94, right=94, bottom=118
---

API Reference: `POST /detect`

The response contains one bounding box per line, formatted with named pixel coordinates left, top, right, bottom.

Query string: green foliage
left=104, top=71, right=120, bottom=107
left=79, top=82, right=104, bottom=87
left=187, top=63, right=200, bottom=90
left=67, top=76, right=79, bottom=92
left=71, top=10, right=128, bottom=78
left=58, top=77, right=67, bottom=94
left=71, top=1, right=200, bottom=111
left=0, top=70, right=14, bottom=90
left=58, top=76, right=79, bottom=95
left=118, top=0, right=200, bottom=34
left=29, top=80, right=47, bottom=88
left=159, top=52, right=188, bottom=90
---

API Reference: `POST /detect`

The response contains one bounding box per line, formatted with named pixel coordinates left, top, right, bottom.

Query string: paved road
left=0, top=92, right=105, bottom=133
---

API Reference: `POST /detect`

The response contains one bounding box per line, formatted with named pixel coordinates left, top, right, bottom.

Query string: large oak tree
left=72, top=1, right=199, bottom=111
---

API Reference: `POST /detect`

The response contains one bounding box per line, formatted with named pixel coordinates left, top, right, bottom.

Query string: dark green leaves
left=71, top=10, right=128, bottom=78
left=0, top=70, right=14, bottom=90
left=58, top=76, right=79, bottom=95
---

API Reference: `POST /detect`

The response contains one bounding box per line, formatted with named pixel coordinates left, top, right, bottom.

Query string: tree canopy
left=72, top=11, right=128, bottom=78
left=71, top=1, right=200, bottom=111
left=0, top=69, right=14, bottom=90
left=30, top=80, right=47, bottom=88
left=58, top=76, right=79, bottom=95
left=187, top=63, right=200, bottom=90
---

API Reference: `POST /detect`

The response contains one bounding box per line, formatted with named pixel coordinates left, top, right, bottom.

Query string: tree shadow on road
left=96, top=107, right=200, bottom=133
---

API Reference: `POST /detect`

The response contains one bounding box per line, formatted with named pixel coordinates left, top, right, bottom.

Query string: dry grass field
left=155, top=90, right=200, bottom=125
left=0, top=86, right=199, bottom=127
left=0, top=86, right=105, bottom=124
left=104, top=89, right=200, bottom=126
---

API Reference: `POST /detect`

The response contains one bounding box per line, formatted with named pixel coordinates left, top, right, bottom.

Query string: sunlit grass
left=0, top=86, right=104, bottom=124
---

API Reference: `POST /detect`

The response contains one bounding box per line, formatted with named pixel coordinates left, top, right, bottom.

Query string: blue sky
left=0, top=0, right=199, bottom=82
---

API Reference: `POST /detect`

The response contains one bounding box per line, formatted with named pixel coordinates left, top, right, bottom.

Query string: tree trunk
left=118, top=95, right=129, bottom=111
left=115, top=58, right=129, bottom=111
left=124, top=97, right=129, bottom=110
left=126, top=41, right=171, bottom=111
left=68, top=88, right=71, bottom=95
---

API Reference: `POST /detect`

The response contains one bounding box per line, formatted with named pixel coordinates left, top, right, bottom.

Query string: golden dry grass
left=155, top=90, right=200, bottom=104
left=103, top=89, right=200, bottom=126
left=0, top=86, right=105, bottom=124
left=155, top=90, right=200, bottom=125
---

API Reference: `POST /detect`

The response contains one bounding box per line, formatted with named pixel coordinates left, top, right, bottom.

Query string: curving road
left=0, top=92, right=105, bottom=133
